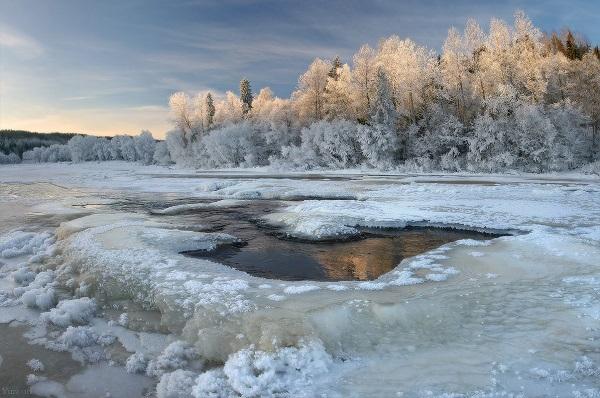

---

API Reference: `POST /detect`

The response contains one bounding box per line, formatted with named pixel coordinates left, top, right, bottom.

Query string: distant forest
left=0, top=130, right=80, bottom=157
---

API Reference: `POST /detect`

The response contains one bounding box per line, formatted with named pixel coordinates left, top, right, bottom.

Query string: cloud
left=0, top=25, right=44, bottom=58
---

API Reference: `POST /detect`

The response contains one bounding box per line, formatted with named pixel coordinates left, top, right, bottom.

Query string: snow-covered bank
left=1, top=162, right=600, bottom=397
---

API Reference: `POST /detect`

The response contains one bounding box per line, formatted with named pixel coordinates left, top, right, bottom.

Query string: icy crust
left=150, top=199, right=247, bottom=215
left=54, top=214, right=250, bottom=317
left=261, top=181, right=598, bottom=240
left=0, top=230, right=55, bottom=259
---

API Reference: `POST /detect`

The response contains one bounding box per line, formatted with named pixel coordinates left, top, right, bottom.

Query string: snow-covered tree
left=240, top=79, right=253, bottom=115
left=214, top=91, right=243, bottom=126
left=567, top=52, right=600, bottom=159
left=169, top=92, right=200, bottom=146
left=134, top=130, right=157, bottom=165
left=376, top=36, right=438, bottom=124
left=292, top=58, right=330, bottom=124
left=324, top=64, right=356, bottom=120
left=153, top=141, right=172, bottom=165
left=205, top=93, right=215, bottom=129
left=0, top=152, right=21, bottom=164
left=370, top=68, right=397, bottom=128
left=352, top=44, right=378, bottom=121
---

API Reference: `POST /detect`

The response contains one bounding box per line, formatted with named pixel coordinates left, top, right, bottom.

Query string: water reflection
left=187, top=228, right=496, bottom=281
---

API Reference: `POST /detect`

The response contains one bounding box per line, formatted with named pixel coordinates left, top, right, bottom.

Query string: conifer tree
left=205, top=93, right=215, bottom=128
left=328, top=56, right=343, bottom=80
left=240, top=79, right=253, bottom=115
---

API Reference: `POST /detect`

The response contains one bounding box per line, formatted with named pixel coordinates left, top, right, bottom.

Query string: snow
left=41, top=297, right=96, bottom=327
left=125, top=352, right=148, bottom=374
left=0, top=230, right=54, bottom=258
left=191, top=340, right=333, bottom=398
left=156, top=369, right=197, bottom=398
left=27, top=358, right=45, bottom=372
left=146, top=341, right=201, bottom=378
left=150, top=199, right=246, bottom=215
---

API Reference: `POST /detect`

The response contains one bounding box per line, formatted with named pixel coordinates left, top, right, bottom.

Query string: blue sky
left=1, top=0, right=599, bottom=138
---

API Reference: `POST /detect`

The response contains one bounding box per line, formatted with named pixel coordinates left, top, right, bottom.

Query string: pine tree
left=240, top=79, right=253, bottom=115
left=205, top=93, right=215, bottom=128
left=565, top=31, right=579, bottom=60
left=328, top=56, right=342, bottom=80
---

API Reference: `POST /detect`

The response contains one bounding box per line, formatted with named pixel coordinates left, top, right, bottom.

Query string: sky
left=1, top=0, right=599, bottom=138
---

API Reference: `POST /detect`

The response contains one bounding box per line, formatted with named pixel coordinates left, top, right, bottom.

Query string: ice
left=41, top=297, right=96, bottom=327
left=192, top=340, right=333, bottom=398
left=150, top=199, right=246, bottom=215
left=283, top=285, right=320, bottom=294
left=0, top=230, right=54, bottom=258
left=59, top=326, right=100, bottom=348
left=146, top=341, right=201, bottom=378
left=125, top=352, right=148, bottom=374
left=2, top=163, right=600, bottom=396
left=156, top=369, right=197, bottom=398
left=26, top=358, right=45, bottom=372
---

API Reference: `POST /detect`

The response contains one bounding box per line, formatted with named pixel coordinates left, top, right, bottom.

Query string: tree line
left=165, top=11, right=600, bottom=172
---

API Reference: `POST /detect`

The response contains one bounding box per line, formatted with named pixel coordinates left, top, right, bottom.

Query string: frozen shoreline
left=1, top=161, right=600, bottom=397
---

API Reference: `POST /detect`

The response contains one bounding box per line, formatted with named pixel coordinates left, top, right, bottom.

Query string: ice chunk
left=156, top=369, right=197, bottom=398
left=12, top=266, right=35, bottom=286
left=21, top=287, right=56, bottom=310
left=283, top=285, right=320, bottom=294
left=146, top=341, right=201, bottom=378
left=126, top=352, right=148, bottom=374
left=41, top=297, right=96, bottom=327
left=206, top=340, right=333, bottom=397
left=192, top=369, right=236, bottom=398
left=26, top=358, right=45, bottom=372
left=0, top=230, right=54, bottom=258
left=59, top=326, right=98, bottom=348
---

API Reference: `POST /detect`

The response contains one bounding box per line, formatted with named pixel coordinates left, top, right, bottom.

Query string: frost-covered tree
left=407, top=104, right=466, bottom=171
left=324, top=64, right=356, bottom=120
left=214, top=91, right=243, bottom=126
left=0, top=152, right=21, bottom=164
left=240, top=79, right=253, bottom=115
left=376, top=36, right=438, bottom=124
left=169, top=92, right=200, bottom=146
left=352, top=45, right=378, bottom=121
left=205, top=93, right=215, bottom=129
left=292, top=58, right=330, bottom=123
left=134, top=130, right=157, bottom=165
left=153, top=141, right=172, bottom=165
left=328, top=56, right=343, bottom=80
left=567, top=53, right=600, bottom=158
left=68, top=136, right=101, bottom=162
left=197, top=122, right=267, bottom=168
left=370, top=68, right=397, bottom=128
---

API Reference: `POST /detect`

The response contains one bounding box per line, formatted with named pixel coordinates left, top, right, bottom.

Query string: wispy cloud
left=0, top=25, right=44, bottom=58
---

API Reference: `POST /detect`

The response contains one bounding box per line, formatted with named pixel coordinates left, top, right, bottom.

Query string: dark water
left=103, top=195, right=500, bottom=281
left=186, top=227, right=498, bottom=281
left=161, top=200, right=502, bottom=282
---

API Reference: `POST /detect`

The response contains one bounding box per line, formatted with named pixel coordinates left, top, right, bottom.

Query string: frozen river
left=1, top=162, right=599, bottom=397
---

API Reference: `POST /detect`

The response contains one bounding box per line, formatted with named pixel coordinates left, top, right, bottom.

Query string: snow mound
left=146, top=341, right=201, bottom=378
left=41, top=297, right=96, bottom=327
left=27, top=358, right=45, bottom=372
left=126, top=352, right=148, bottom=374
left=151, top=199, right=245, bottom=215
left=15, top=270, right=57, bottom=310
left=156, top=369, right=197, bottom=398
left=0, top=230, right=54, bottom=258
left=193, top=340, right=332, bottom=398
